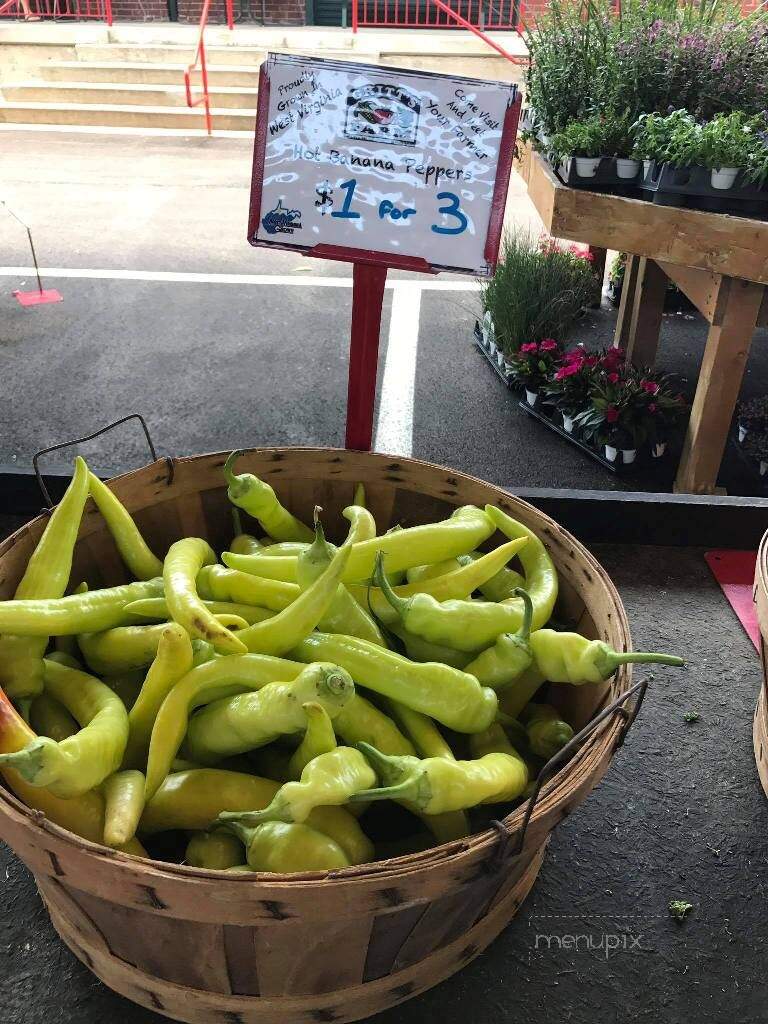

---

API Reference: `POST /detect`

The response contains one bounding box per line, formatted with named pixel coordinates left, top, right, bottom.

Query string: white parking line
left=373, top=285, right=422, bottom=458
left=0, top=266, right=481, bottom=291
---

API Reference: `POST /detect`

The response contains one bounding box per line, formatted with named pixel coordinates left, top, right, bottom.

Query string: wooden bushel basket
left=0, top=447, right=639, bottom=1024
left=753, top=528, right=768, bottom=797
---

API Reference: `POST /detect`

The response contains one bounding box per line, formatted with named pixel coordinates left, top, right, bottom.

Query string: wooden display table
left=520, top=151, right=768, bottom=494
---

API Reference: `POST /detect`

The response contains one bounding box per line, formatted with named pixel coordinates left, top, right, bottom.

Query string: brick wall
left=110, top=0, right=305, bottom=22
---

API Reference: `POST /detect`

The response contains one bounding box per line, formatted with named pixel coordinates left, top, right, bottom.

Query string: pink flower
left=520, top=342, right=539, bottom=354
left=605, top=406, right=620, bottom=424
left=607, top=371, right=620, bottom=384
left=648, top=403, right=658, bottom=413
left=555, top=363, right=583, bottom=380
left=539, top=338, right=559, bottom=352
left=640, top=380, right=660, bottom=394
left=583, top=355, right=599, bottom=368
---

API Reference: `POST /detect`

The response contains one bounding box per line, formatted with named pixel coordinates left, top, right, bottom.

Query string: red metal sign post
left=247, top=55, right=520, bottom=452
left=345, top=262, right=388, bottom=450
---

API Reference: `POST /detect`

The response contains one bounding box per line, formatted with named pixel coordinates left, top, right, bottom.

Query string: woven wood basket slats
left=0, top=449, right=635, bottom=1024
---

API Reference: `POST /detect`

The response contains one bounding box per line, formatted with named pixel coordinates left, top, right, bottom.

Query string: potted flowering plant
left=639, top=374, right=688, bottom=457
left=550, top=115, right=609, bottom=178
left=507, top=339, right=561, bottom=406
left=543, top=344, right=599, bottom=432
left=631, top=109, right=696, bottom=177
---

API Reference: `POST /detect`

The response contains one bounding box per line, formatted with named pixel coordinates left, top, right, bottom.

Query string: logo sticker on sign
left=248, top=53, right=520, bottom=278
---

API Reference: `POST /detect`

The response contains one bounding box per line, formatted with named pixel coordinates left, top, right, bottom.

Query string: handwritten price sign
left=248, top=54, right=520, bottom=276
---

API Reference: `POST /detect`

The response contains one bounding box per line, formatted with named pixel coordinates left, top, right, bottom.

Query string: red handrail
left=184, top=0, right=234, bottom=136
left=352, top=0, right=529, bottom=64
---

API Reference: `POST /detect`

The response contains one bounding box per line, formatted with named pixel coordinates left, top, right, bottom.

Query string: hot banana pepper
left=218, top=747, right=376, bottom=828
left=223, top=451, right=315, bottom=543
left=234, top=545, right=351, bottom=656
left=164, top=537, right=246, bottom=655
left=463, top=588, right=534, bottom=688
left=87, top=472, right=164, bottom=580
left=349, top=537, right=528, bottom=627
left=296, top=511, right=382, bottom=645
left=292, top=633, right=497, bottom=733
left=0, top=578, right=164, bottom=638
left=184, top=663, right=355, bottom=763
left=529, top=629, right=684, bottom=682
left=352, top=742, right=528, bottom=814
left=0, top=659, right=128, bottom=797
left=121, top=623, right=193, bottom=770
left=139, top=767, right=372, bottom=864
left=223, top=505, right=496, bottom=584
left=288, top=701, right=337, bottom=779
left=186, top=831, right=245, bottom=870
left=521, top=703, right=575, bottom=760
left=224, top=820, right=351, bottom=873
left=486, top=505, right=559, bottom=630
left=125, top=597, right=274, bottom=626
left=102, top=769, right=145, bottom=847
left=0, top=456, right=90, bottom=701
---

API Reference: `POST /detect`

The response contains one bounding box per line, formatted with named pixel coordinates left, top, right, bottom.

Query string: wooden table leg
left=675, top=277, right=764, bottom=495
left=588, top=246, right=607, bottom=307
left=613, top=254, right=641, bottom=350
left=615, top=257, right=667, bottom=368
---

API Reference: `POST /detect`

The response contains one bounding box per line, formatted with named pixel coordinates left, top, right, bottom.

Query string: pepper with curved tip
left=103, top=769, right=145, bottom=847
left=0, top=578, right=164, bottom=638
left=29, top=694, right=78, bottom=742
left=353, top=741, right=529, bottom=814
left=220, top=820, right=351, bottom=873
left=223, top=451, right=314, bottom=543
left=297, top=510, right=383, bottom=645
left=288, top=701, right=337, bottom=779
left=122, top=624, right=193, bottom=770
left=185, top=663, right=355, bottom=764
left=88, top=472, right=164, bottom=581
left=164, top=538, right=246, bottom=655
left=186, top=831, right=244, bottom=869
left=530, top=629, right=684, bottom=684
left=464, top=588, right=534, bottom=689
left=219, top=747, right=376, bottom=828
left=144, top=652, right=307, bottom=799
left=348, top=537, right=528, bottom=627
left=460, top=552, right=527, bottom=603
left=125, top=597, right=274, bottom=626
left=0, top=659, right=128, bottom=798
left=342, top=503, right=376, bottom=545
left=375, top=556, right=532, bottom=654
left=224, top=505, right=497, bottom=585
left=485, top=506, right=559, bottom=630
left=522, top=703, right=575, bottom=759
left=0, top=457, right=90, bottom=700
left=139, top=767, right=372, bottom=864
left=235, top=544, right=351, bottom=655
left=292, top=633, right=498, bottom=734
left=78, top=622, right=196, bottom=675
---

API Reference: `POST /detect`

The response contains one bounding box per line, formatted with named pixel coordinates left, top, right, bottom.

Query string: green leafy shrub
left=551, top=112, right=634, bottom=161
left=481, top=233, right=600, bottom=356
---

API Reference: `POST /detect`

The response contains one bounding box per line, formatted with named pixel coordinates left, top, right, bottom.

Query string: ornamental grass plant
left=481, top=232, right=600, bottom=356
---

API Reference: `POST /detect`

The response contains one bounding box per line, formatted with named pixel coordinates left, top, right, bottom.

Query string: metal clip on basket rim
left=490, top=678, right=648, bottom=866
left=32, top=413, right=173, bottom=509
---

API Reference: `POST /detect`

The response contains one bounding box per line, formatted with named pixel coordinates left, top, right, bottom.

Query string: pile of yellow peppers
left=0, top=451, right=684, bottom=873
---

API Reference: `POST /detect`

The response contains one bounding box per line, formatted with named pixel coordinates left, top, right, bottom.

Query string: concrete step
left=1, top=81, right=259, bottom=109
left=73, top=43, right=374, bottom=65
left=38, top=60, right=262, bottom=87
left=0, top=100, right=255, bottom=131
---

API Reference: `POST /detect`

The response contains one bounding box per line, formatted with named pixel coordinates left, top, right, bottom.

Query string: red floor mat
left=705, top=549, right=759, bottom=652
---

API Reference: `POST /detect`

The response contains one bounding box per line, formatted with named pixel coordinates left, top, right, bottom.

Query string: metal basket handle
left=489, top=678, right=648, bottom=866
left=32, top=413, right=172, bottom=509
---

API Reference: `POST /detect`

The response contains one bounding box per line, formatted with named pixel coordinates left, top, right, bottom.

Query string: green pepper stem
left=348, top=777, right=421, bottom=805
left=213, top=818, right=253, bottom=847
left=223, top=450, right=245, bottom=489
left=218, top=804, right=281, bottom=829
left=372, top=553, right=410, bottom=620
left=513, top=587, right=533, bottom=643
left=231, top=506, right=243, bottom=539
left=355, top=740, right=404, bottom=786
left=0, top=738, right=48, bottom=784
left=608, top=651, right=685, bottom=670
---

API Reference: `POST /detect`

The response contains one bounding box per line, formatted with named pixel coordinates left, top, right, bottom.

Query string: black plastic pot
left=639, top=161, right=768, bottom=218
